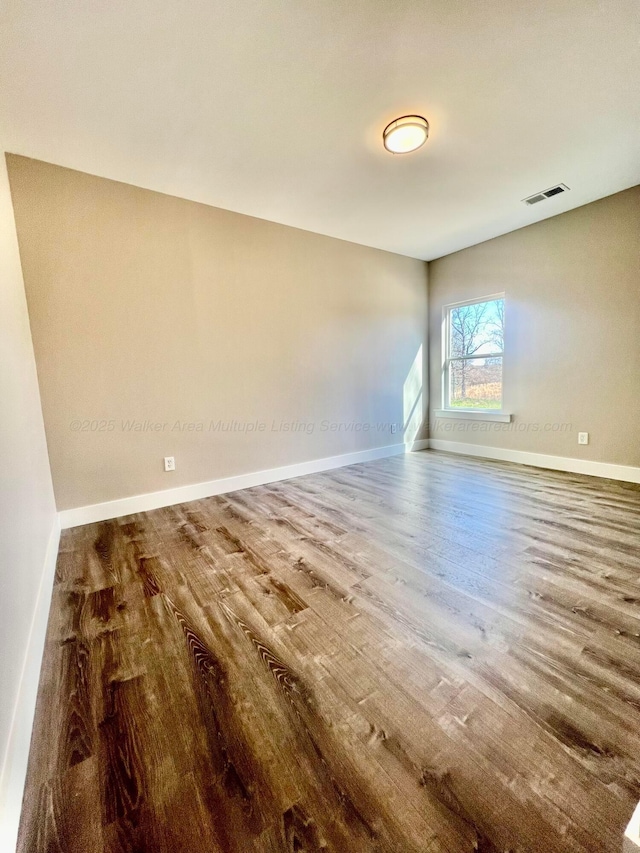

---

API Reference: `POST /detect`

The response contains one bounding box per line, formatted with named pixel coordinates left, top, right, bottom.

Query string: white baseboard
left=60, top=440, right=427, bottom=529
left=0, top=516, right=60, bottom=853
left=428, top=439, right=640, bottom=484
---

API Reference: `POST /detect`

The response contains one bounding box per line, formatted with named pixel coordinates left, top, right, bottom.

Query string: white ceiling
left=1, top=0, right=639, bottom=260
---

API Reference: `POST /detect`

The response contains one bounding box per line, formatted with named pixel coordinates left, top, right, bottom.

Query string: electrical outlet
left=164, top=456, right=176, bottom=471
left=578, top=432, right=589, bottom=446
left=391, top=423, right=397, bottom=434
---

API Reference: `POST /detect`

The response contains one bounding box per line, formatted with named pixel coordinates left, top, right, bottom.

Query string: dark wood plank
left=17, top=450, right=640, bottom=852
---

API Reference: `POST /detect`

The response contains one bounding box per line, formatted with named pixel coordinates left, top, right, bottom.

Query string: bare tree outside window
left=445, top=296, right=504, bottom=409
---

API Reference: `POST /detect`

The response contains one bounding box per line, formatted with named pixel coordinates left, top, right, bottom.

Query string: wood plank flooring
left=17, top=449, right=640, bottom=852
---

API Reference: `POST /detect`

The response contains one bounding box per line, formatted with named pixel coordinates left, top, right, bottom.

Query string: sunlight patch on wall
left=403, top=346, right=423, bottom=444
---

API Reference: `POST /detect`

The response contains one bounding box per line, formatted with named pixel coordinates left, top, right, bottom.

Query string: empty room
left=1, top=1, right=640, bottom=851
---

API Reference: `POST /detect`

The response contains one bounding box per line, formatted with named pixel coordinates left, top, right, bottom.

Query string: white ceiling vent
left=522, top=183, right=570, bottom=205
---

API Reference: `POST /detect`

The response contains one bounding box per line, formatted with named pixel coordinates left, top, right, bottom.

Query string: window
left=443, top=295, right=504, bottom=411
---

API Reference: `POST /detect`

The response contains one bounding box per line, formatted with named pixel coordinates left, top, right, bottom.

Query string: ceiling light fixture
left=383, top=115, right=429, bottom=154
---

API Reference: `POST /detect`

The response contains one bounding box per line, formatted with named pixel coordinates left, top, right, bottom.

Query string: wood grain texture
left=17, top=449, right=640, bottom=852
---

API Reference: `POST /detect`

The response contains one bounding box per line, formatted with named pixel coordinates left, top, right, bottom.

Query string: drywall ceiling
left=1, top=0, right=639, bottom=260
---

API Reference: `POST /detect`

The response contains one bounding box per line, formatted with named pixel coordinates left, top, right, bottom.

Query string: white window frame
left=439, top=293, right=510, bottom=421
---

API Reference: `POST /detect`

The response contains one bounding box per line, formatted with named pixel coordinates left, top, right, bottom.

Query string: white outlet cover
left=578, top=433, right=589, bottom=445
left=164, top=456, right=176, bottom=471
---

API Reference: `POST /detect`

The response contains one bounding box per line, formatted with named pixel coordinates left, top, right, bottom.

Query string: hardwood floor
left=17, top=449, right=640, bottom=853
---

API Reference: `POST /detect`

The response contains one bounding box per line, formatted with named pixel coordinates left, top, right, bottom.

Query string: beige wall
left=428, top=186, right=640, bottom=466
left=7, top=155, right=428, bottom=511
left=0, top=152, right=57, bottom=828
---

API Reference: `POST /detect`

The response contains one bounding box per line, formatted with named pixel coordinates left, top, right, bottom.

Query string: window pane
left=449, top=357, right=502, bottom=409
left=449, top=298, right=504, bottom=358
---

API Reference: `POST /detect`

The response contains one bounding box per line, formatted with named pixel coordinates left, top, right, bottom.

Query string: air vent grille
left=522, top=184, right=570, bottom=205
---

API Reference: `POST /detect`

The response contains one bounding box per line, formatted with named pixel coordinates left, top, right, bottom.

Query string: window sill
left=434, top=409, right=513, bottom=423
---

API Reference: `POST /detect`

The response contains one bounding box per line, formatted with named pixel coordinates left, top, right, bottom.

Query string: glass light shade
left=383, top=115, right=429, bottom=154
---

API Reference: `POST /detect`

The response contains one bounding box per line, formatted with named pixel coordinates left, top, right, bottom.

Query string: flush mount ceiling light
left=383, top=115, right=429, bottom=154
